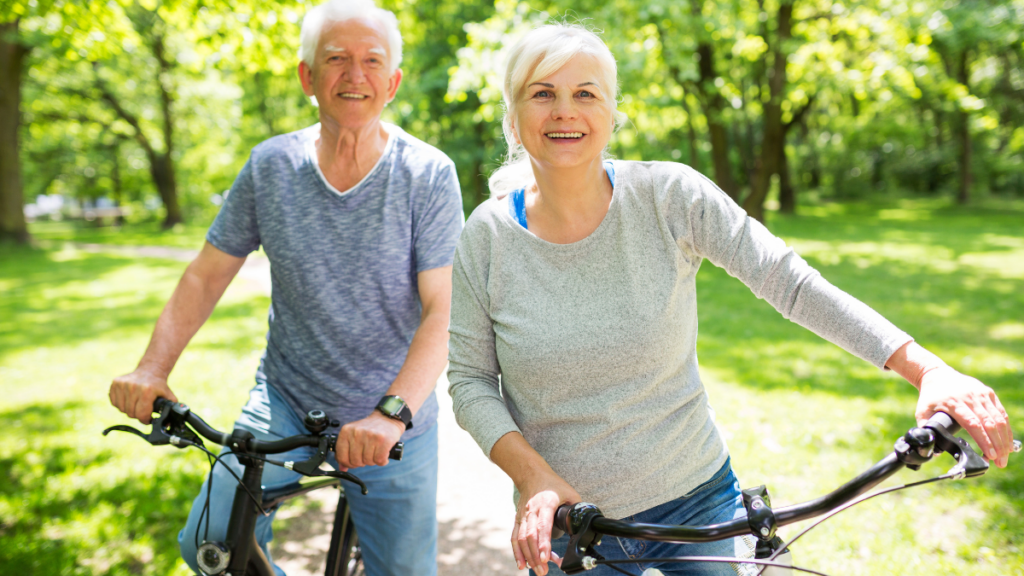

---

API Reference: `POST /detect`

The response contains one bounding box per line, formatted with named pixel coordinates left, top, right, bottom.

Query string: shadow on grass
left=695, top=216, right=1024, bottom=404
left=0, top=246, right=270, bottom=359
left=0, top=400, right=204, bottom=576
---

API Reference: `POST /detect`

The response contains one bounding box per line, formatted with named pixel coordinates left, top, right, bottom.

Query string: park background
left=1, top=0, right=1023, bottom=574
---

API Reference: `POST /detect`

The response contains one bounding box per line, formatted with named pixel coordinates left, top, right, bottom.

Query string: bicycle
left=103, top=397, right=403, bottom=576
left=551, top=412, right=1021, bottom=576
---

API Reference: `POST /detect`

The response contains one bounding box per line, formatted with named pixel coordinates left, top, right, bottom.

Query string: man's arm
left=335, top=265, right=453, bottom=469
left=109, top=241, right=247, bottom=424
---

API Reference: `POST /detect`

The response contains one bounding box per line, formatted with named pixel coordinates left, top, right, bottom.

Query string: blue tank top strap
left=509, top=164, right=613, bottom=230
left=509, top=187, right=528, bottom=229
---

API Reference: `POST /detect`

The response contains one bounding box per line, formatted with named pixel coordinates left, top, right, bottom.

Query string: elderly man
left=107, top=1, right=462, bottom=574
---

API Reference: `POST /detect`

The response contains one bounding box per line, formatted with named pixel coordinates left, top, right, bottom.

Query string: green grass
left=0, top=239, right=269, bottom=575
left=700, top=199, right=1024, bottom=575
left=28, top=220, right=210, bottom=250
left=2, top=199, right=1022, bottom=575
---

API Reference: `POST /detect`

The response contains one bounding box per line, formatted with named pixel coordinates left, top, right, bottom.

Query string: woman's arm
left=680, top=168, right=1013, bottom=466
left=885, top=341, right=1013, bottom=468
left=490, top=432, right=581, bottom=575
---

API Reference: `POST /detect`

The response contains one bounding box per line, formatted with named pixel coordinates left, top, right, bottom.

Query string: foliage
left=9, top=0, right=1024, bottom=224
left=2, top=200, right=1022, bottom=574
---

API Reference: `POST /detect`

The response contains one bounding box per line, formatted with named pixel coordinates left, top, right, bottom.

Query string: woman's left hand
left=916, top=366, right=1013, bottom=468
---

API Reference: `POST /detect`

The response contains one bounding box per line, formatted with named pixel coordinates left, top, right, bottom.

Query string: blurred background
left=1, top=0, right=1022, bottom=575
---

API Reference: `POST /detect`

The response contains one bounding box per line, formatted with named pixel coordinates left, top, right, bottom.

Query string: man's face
left=299, top=17, right=402, bottom=129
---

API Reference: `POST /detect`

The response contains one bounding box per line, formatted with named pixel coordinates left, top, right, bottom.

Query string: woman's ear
left=509, top=118, right=521, bottom=145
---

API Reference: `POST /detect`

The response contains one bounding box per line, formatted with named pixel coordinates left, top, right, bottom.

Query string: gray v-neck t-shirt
left=447, top=160, right=911, bottom=518
left=207, top=123, right=464, bottom=439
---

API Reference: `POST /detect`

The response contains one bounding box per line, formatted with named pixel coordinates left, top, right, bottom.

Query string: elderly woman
left=447, top=24, right=1013, bottom=576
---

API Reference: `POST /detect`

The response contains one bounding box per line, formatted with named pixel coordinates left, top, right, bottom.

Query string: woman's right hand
left=512, top=471, right=581, bottom=575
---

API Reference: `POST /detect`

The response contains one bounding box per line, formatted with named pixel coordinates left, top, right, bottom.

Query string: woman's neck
left=526, top=157, right=613, bottom=244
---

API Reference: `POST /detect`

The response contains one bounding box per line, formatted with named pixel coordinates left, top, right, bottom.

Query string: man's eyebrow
left=323, top=45, right=347, bottom=54
left=368, top=47, right=387, bottom=56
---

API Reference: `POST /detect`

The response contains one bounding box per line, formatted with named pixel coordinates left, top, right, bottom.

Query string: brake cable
left=755, top=473, right=953, bottom=575
left=595, top=555, right=832, bottom=576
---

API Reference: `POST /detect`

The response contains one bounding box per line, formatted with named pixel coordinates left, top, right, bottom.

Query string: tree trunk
left=680, top=93, right=701, bottom=171
left=698, top=40, right=740, bottom=200
left=779, top=147, right=795, bottom=214
left=150, top=152, right=182, bottom=227
left=678, top=0, right=739, bottom=200
left=954, top=51, right=972, bottom=204
left=742, top=1, right=793, bottom=222
left=151, top=30, right=182, bottom=227
left=0, top=20, right=29, bottom=244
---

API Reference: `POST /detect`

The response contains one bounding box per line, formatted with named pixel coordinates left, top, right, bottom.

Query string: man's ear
left=298, top=61, right=315, bottom=96
left=386, top=67, right=403, bottom=102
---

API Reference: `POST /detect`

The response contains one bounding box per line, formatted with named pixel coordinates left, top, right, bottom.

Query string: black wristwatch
left=375, top=395, right=413, bottom=430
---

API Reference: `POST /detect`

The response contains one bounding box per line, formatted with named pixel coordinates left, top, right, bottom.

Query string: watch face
left=379, top=396, right=405, bottom=416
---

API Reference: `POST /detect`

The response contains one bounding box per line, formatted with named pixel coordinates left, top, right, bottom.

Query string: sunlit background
left=1, top=0, right=1022, bottom=574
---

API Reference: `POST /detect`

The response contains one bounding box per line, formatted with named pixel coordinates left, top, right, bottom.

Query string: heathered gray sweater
left=447, top=160, right=912, bottom=519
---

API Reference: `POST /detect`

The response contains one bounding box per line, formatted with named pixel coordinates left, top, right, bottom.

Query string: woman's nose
left=551, top=97, right=578, bottom=120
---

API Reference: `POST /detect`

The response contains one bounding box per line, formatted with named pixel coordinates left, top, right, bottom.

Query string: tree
left=0, top=18, right=29, bottom=242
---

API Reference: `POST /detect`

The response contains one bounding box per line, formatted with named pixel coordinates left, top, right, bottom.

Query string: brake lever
left=924, top=419, right=989, bottom=479
left=273, top=435, right=370, bottom=494
left=102, top=400, right=202, bottom=449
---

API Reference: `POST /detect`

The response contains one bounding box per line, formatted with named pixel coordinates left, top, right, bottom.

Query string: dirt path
left=79, top=243, right=524, bottom=576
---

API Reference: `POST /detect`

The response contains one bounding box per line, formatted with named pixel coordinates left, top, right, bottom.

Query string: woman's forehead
left=528, top=55, right=606, bottom=88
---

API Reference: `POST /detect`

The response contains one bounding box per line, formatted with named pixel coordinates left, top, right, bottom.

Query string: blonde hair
left=299, top=0, right=403, bottom=73
left=488, top=24, right=626, bottom=198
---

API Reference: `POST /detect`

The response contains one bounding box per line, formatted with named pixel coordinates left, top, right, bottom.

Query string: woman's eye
left=579, top=90, right=594, bottom=98
left=534, top=90, right=551, bottom=98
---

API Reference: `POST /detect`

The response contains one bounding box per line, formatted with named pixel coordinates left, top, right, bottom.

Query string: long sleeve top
left=447, top=160, right=912, bottom=519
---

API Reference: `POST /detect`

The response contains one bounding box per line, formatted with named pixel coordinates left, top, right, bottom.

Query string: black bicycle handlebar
left=554, top=411, right=982, bottom=543
left=104, top=397, right=403, bottom=460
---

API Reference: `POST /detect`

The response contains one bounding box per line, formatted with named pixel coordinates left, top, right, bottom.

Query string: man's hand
left=335, top=411, right=405, bottom=470
left=917, top=366, right=1013, bottom=468
left=512, top=472, right=581, bottom=575
left=109, top=368, right=177, bottom=425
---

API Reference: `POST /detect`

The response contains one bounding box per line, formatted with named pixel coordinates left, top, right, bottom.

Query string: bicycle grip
left=554, top=503, right=572, bottom=533
left=389, top=442, right=404, bottom=461
left=924, top=411, right=960, bottom=435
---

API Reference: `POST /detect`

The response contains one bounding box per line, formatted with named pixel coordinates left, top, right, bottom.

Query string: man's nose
left=342, top=61, right=367, bottom=83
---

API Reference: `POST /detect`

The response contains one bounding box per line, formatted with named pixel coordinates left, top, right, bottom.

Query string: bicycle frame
left=103, top=399, right=395, bottom=576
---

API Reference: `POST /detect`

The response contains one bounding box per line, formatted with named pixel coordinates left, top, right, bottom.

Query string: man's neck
left=316, top=117, right=391, bottom=193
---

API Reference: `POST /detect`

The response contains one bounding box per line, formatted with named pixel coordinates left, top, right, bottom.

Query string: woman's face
left=512, top=54, right=614, bottom=172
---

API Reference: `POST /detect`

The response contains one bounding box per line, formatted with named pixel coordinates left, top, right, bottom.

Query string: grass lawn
left=1, top=199, right=1022, bottom=575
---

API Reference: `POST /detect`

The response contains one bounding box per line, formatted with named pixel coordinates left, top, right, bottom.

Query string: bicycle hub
left=197, top=541, right=230, bottom=575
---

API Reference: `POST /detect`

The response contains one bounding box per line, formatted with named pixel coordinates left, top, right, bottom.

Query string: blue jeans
left=178, top=382, right=439, bottom=576
left=538, top=459, right=755, bottom=576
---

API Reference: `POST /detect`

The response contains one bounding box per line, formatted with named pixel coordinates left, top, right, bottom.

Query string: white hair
left=489, top=24, right=626, bottom=198
left=299, top=0, right=403, bottom=72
